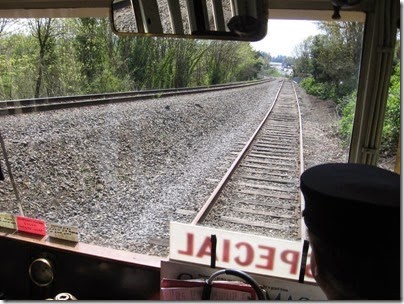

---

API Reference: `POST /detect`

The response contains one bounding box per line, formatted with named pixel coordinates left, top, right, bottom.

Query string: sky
left=251, top=20, right=321, bottom=58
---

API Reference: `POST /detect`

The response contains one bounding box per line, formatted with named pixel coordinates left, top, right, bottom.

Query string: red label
left=16, top=216, right=46, bottom=236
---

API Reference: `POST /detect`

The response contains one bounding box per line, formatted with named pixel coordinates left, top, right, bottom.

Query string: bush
left=335, top=92, right=354, bottom=116
left=381, top=62, right=400, bottom=152
left=338, top=91, right=356, bottom=147
left=300, top=77, right=335, bottom=100
left=338, top=61, right=400, bottom=153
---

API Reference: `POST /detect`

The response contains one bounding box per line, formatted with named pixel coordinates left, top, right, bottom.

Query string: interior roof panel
left=0, top=0, right=374, bottom=18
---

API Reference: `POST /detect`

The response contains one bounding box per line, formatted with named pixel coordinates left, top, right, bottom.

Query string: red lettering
left=281, top=250, right=300, bottom=274
left=235, top=242, right=254, bottom=266
left=178, top=233, right=194, bottom=255
left=196, top=237, right=212, bottom=258
left=256, top=245, right=276, bottom=270
left=222, top=239, right=230, bottom=262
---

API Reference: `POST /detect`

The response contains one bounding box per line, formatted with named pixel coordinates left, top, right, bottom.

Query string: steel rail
left=191, top=80, right=285, bottom=225
left=291, top=81, right=306, bottom=241
left=0, top=79, right=270, bottom=116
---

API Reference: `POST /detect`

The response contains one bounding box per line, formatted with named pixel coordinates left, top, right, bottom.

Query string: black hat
left=301, top=163, right=400, bottom=247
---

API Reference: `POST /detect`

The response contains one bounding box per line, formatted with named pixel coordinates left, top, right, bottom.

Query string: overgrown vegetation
left=0, top=18, right=264, bottom=100
left=381, top=61, right=400, bottom=152
left=1, top=18, right=399, bottom=155
left=294, top=21, right=400, bottom=154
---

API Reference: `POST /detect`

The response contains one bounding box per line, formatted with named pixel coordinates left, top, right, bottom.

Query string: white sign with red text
left=169, top=222, right=314, bottom=282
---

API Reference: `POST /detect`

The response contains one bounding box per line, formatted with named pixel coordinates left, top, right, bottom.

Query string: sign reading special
left=169, top=222, right=314, bottom=282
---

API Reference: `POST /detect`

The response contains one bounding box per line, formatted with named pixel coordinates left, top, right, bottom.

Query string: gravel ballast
left=1, top=80, right=281, bottom=256
left=0, top=80, right=395, bottom=257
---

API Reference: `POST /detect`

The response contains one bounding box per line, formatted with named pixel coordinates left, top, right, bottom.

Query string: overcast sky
left=251, top=20, right=321, bottom=57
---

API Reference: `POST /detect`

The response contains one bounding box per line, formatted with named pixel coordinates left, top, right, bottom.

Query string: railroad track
left=149, top=80, right=303, bottom=249
left=0, top=79, right=270, bottom=116
left=168, top=79, right=304, bottom=246
left=1, top=76, right=303, bottom=251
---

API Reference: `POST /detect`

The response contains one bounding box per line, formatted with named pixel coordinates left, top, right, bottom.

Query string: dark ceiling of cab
left=0, top=0, right=370, bottom=20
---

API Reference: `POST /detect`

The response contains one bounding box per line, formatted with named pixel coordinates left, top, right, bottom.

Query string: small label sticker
left=16, top=216, right=46, bottom=236
left=47, top=223, right=79, bottom=242
left=0, top=213, right=17, bottom=230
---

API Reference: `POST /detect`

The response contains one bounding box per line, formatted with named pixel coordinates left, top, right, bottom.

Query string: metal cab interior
left=0, top=0, right=400, bottom=300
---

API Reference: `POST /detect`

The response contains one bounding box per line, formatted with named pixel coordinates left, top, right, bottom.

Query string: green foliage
left=382, top=62, right=400, bottom=152
left=294, top=22, right=363, bottom=102
left=337, top=62, right=401, bottom=152
left=231, top=43, right=262, bottom=81
left=300, top=77, right=331, bottom=99
left=29, top=18, right=59, bottom=98
left=0, top=34, right=37, bottom=99
left=338, top=91, right=356, bottom=146
left=297, top=21, right=400, bottom=155
left=73, top=18, right=121, bottom=93
left=0, top=17, right=265, bottom=100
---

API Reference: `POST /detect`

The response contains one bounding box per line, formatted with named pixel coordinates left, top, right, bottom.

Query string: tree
left=293, top=36, right=315, bottom=78
left=0, top=18, right=265, bottom=100
left=232, top=44, right=263, bottom=80
left=0, top=33, right=37, bottom=99
left=117, top=36, right=157, bottom=90
left=29, top=18, right=57, bottom=98
left=0, top=19, right=20, bottom=37
left=74, top=18, right=104, bottom=92
left=73, top=18, right=129, bottom=93
left=294, top=21, right=363, bottom=101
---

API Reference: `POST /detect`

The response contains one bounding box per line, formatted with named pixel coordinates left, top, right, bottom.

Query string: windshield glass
left=1, top=16, right=397, bottom=258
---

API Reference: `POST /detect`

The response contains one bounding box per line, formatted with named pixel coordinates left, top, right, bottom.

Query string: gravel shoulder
left=296, top=86, right=396, bottom=171
left=297, top=86, right=348, bottom=168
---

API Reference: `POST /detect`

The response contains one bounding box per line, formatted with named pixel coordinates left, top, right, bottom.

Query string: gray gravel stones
left=3, top=81, right=386, bottom=258
left=0, top=80, right=281, bottom=256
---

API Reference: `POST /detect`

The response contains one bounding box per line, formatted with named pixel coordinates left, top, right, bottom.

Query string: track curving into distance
left=185, top=79, right=305, bottom=241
